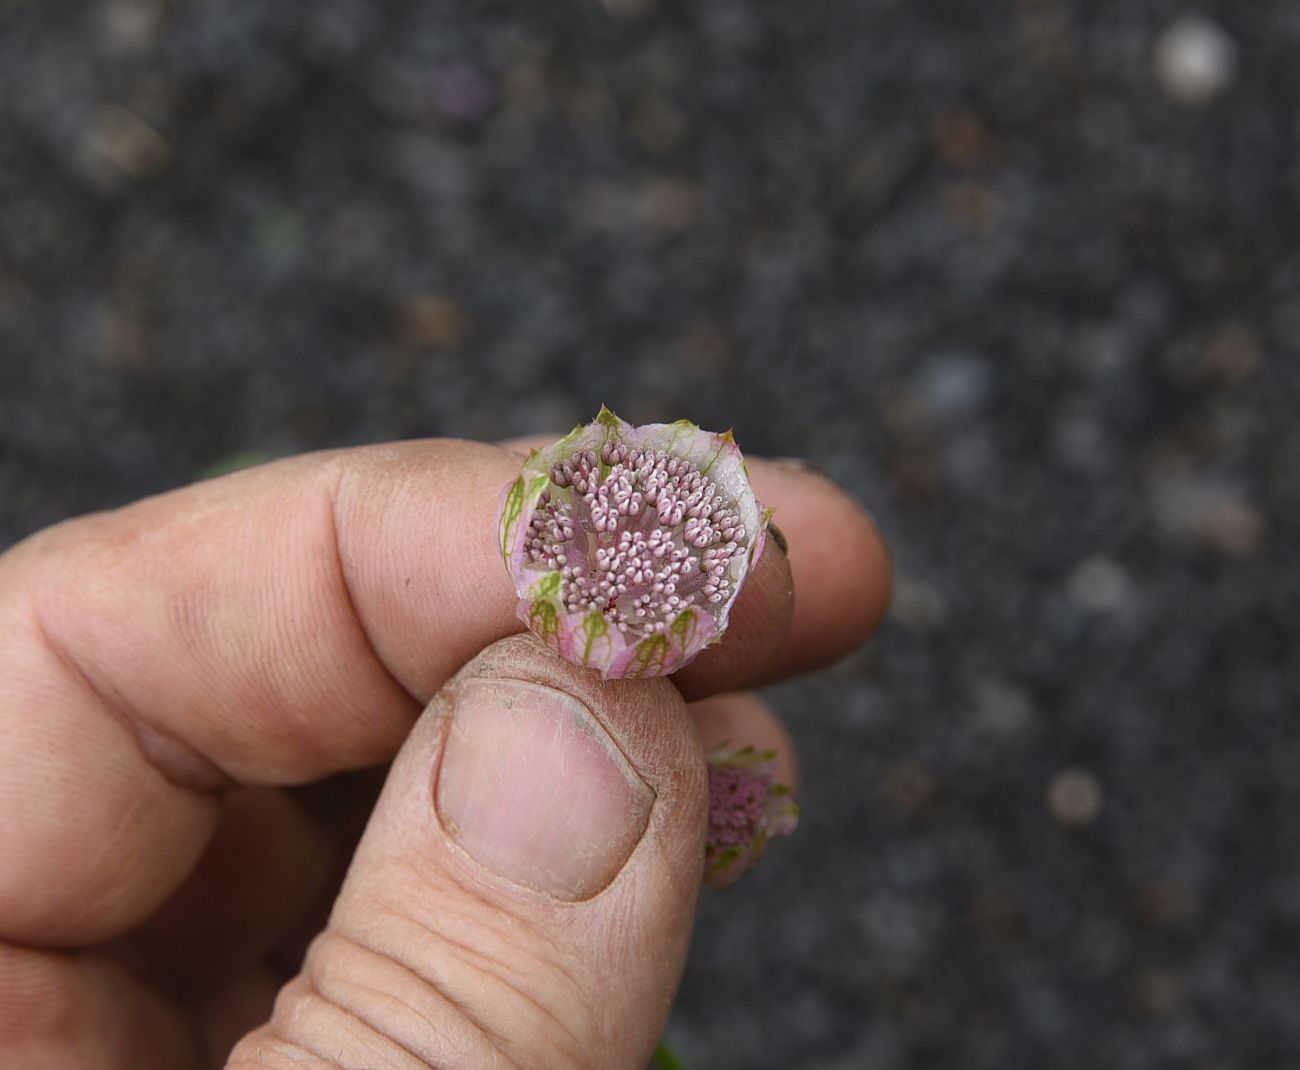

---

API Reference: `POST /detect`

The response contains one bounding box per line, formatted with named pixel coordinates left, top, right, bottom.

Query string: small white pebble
left=1066, top=555, right=1137, bottom=614
left=1154, top=15, right=1237, bottom=104
left=1047, top=768, right=1103, bottom=827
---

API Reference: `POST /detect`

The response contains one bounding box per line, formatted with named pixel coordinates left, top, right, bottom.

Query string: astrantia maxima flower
left=704, top=743, right=799, bottom=889
left=498, top=407, right=770, bottom=679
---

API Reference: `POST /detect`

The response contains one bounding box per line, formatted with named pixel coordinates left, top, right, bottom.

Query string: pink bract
left=498, top=407, right=770, bottom=679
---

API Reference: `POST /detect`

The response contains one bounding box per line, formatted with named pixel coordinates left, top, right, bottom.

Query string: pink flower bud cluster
left=708, top=765, right=772, bottom=849
left=704, top=743, right=800, bottom=889
left=522, top=443, right=747, bottom=641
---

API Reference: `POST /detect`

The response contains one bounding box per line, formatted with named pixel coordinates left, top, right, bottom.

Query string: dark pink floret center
left=707, top=765, right=771, bottom=849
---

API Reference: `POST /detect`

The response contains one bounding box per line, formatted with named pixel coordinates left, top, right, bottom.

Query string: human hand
left=0, top=439, right=890, bottom=1069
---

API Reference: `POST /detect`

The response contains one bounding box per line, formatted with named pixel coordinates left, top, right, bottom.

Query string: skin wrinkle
left=0, top=946, right=92, bottom=1045
left=330, top=441, right=526, bottom=696
left=236, top=1026, right=367, bottom=1070
left=253, top=1008, right=406, bottom=1070
left=310, top=962, right=457, bottom=1069
left=226, top=473, right=409, bottom=778
left=581, top=862, right=684, bottom=1045
left=326, top=463, right=428, bottom=710
left=28, top=596, right=235, bottom=795
left=26, top=459, right=424, bottom=795
left=352, top=890, right=587, bottom=1069
left=529, top=858, right=660, bottom=990
left=303, top=929, right=522, bottom=1070
left=0, top=946, right=209, bottom=1069
left=70, top=785, right=156, bottom=937
left=373, top=861, right=578, bottom=1010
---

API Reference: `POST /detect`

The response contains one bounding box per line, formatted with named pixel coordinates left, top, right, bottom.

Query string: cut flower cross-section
left=499, top=408, right=771, bottom=678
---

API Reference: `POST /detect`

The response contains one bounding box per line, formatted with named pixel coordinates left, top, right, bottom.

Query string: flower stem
left=652, top=1039, right=692, bottom=1070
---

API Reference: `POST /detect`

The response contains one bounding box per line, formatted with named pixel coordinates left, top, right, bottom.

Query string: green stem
left=653, top=1039, right=692, bottom=1070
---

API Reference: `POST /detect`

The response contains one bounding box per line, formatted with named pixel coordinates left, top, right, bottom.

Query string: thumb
left=226, top=634, right=707, bottom=1070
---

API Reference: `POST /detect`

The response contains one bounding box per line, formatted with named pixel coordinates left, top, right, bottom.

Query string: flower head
left=499, top=407, right=770, bottom=678
left=704, top=743, right=799, bottom=889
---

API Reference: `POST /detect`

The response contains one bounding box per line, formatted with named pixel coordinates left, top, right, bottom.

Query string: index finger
left=0, top=439, right=887, bottom=944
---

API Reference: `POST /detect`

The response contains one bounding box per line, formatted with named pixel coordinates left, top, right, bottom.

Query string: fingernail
left=435, top=678, right=654, bottom=900
left=771, top=456, right=841, bottom=485
left=772, top=456, right=881, bottom=526
left=767, top=522, right=789, bottom=555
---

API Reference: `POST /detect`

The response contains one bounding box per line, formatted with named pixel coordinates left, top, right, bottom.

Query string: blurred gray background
left=2, top=1, right=1297, bottom=1067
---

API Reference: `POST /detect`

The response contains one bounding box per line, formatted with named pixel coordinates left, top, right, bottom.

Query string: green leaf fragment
left=499, top=476, right=526, bottom=560
left=581, top=611, right=608, bottom=666
left=201, top=450, right=276, bottom=479
left=700, top=429, right=734, bottom=475
left=532, top=571, right=562, bottom=599
left=652, top=1039, right=693, bottom=1070
left=669, top=609, right=697, bottom=652
left=632, top=632, right=670, bottom=676
left=528, top=600, right=558, bottom=642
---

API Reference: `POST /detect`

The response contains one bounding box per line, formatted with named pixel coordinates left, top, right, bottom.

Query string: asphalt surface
left=2, top=2, right=1297, bottom=1067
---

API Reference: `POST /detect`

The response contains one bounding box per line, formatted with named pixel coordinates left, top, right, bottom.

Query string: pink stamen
left=521, top=445, right=744, bottom=639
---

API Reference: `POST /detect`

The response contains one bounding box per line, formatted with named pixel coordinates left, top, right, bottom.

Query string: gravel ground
left=3, top=1, right=1298, bottom=1067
